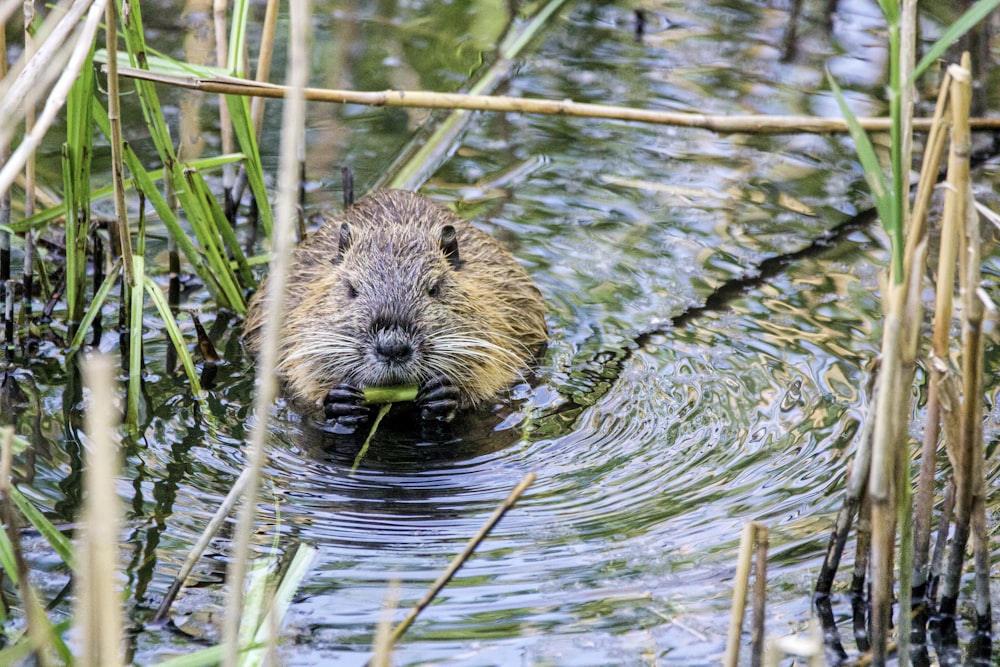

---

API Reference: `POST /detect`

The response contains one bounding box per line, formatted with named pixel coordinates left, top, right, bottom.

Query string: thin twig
left=383, top=472, right=537, bottom=651
left=219, top=0, right=311, bottom=663
left=113, top=66, right=1000, bottom=136
left=151, top=467, right=252, bottom=623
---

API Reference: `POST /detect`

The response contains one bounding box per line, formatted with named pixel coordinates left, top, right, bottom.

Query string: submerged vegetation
left=0, top=0, right=999, bottom=664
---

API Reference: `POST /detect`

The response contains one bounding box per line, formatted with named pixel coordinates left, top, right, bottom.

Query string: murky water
left=5, top=0, right=1000, bottom=665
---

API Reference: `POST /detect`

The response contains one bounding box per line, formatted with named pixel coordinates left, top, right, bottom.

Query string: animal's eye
left=346, top=281, right=358, bottom=299
left=428, top=281, right=441, bottom=297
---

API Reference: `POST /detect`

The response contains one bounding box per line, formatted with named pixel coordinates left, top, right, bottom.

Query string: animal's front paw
left=416, top=375, right=460, bottom=423
left=324, top=384, right=371, bottom=427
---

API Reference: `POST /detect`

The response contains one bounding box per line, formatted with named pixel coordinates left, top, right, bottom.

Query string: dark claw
left=324, top=384, right=371, bottom=426
left=416, top=375, right=460, bottom=423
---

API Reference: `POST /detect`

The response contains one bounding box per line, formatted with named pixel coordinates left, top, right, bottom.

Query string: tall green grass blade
left=827, top=72, right=899, bottom=272
left=96, top=48, right=229, bottom=77
left=0, top=638, right=34, bottom=664
left=913, top=0, right=1000, bottom=81
left=242, top=544, right=319, bottom=667
left=885, top=6, right=904, bottom=284
left=225, top=92, right=274, bottom=236
left=120, top=144, right=232, bottom=309
left=0, top=616, right=74, bottom=665
left=181, top=169, right=248, bottom=313
left=154, top=645, right=225, bottom=667
left=126, top=254, right=146, bottom=427
left=67, top=257, right=123, bottom=356
left=143, top=275, right=204, bottom=395
left=7, top=485, right=74, bottom=568
left=121, top=0, right=249, bottom=306
left=0, top=523, right=19, bottom=586
left=228, top=0, right=251, bottom=77
left=9, top=154, right=245, bottom=234
left=63, top=36, right=97, bottom=326
left=120, top=0, right=175, bottom=163
left=99, top=45, right=275, bottom=237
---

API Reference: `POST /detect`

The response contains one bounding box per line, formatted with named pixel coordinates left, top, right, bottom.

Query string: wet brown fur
left=243, top=190, right=547, bottom=411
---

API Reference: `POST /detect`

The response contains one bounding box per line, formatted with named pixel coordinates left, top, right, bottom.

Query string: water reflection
left=6, top=0, right=1000, bottom=665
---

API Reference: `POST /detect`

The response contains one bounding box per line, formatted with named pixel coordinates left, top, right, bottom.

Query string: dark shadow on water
left=288, top=402, right=526, bottom=471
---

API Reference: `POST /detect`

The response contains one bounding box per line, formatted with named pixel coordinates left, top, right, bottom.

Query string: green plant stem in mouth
left=362, top=385, right=419, bottom=405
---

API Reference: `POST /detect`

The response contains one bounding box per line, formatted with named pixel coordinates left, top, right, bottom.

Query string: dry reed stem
left=906, top=71, right=952, bottom=269
left=723, top=521, right=756, bottom=667
left=105, top=0, right=133, bottom=287
left=0, top=0, right=21, bottom=24
left=385, top=472, right=536, bottom=650
left=911, top=71, right=954, bottom=597
left=0, top=0, right=107, bottom=200
left=74, top=355, right=123, bottom=667
left=953, top=58, right=989, bottom=621
left=370, top=580, right=400, bottom=667
left=213, top=0, right=234, bottom=196
left=0, top=0, right=82, bottom=141
left=219, top=0, right=310, bottom=663
left=815, top=388, right=877, bottom=594
left=750, top=524, right=769, bottom=667
left=867, top=242, right=926, bottom=660
left=939, top=61, right=975, bottom=616
left=1, top=11, right=9, bottom=282
left=249, top=0, right=279, bottom=136
left=113, top=66, right=1000, bottom=136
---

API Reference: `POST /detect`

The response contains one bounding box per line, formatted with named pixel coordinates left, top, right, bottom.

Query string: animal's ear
left=439, top=225, right=461, bottom=269
left=333, top=222, right=352, bottom=265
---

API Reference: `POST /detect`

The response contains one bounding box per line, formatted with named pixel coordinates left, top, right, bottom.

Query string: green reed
left=823, top=1, right=1000, bottom=663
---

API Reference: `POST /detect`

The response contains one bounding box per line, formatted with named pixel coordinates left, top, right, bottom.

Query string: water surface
left=5, top=0, right=1000, bottom=665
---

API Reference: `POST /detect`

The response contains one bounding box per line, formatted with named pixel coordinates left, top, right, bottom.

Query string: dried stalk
left=219, top=0, right=310, bottom=663
left=74, top=355, right=123, bottom=667
left=249, top=0, right=279, bottom=136
left=939, top=61, right=974, bottom=617
left=0, top=0, right=88, bottom=154
left=0, top=11, right=9, bottom=283
left=724, top=521, right=757, bottom=667
left=105, top=0, right=134, bottom=287
left=151, top=467, right=252, bottom=623
left=213, top=0, right=234, bottom=208
left=384, top=473, right=536, bottom=650
left=751, top=524, right=769, bottom=667
left=815, top=394, right=877, bottom=595
left=911, top=69, right=955, bottom=603
left=0, top=0, right=107, bottom=199
left=113, top=66, right=1000, bottom=136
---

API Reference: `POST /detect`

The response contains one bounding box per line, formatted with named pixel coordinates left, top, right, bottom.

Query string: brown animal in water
left=243, top=190, right=547, bottom=426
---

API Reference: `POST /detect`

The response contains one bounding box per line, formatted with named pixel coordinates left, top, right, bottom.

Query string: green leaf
left=914, top=0, right=1000, bottom=81
left=143, top=275, right=204, bottom=396
left=7, top=486, right=74, bottom=569
left=67, top=257, right=124, bottom=356
left=827, top=71, right=898, bottom=261
left=0, top=525, right=20, bottom=587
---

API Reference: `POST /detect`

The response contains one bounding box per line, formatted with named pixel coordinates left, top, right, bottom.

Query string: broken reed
left=817, top=51, right=994, bottom=665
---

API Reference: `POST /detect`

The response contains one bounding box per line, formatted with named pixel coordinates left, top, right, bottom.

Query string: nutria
left=243, top=189, right=547, bottom=427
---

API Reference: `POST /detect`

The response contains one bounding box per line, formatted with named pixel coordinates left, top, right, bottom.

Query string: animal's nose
left=374, top=330, right=413, bottom=363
